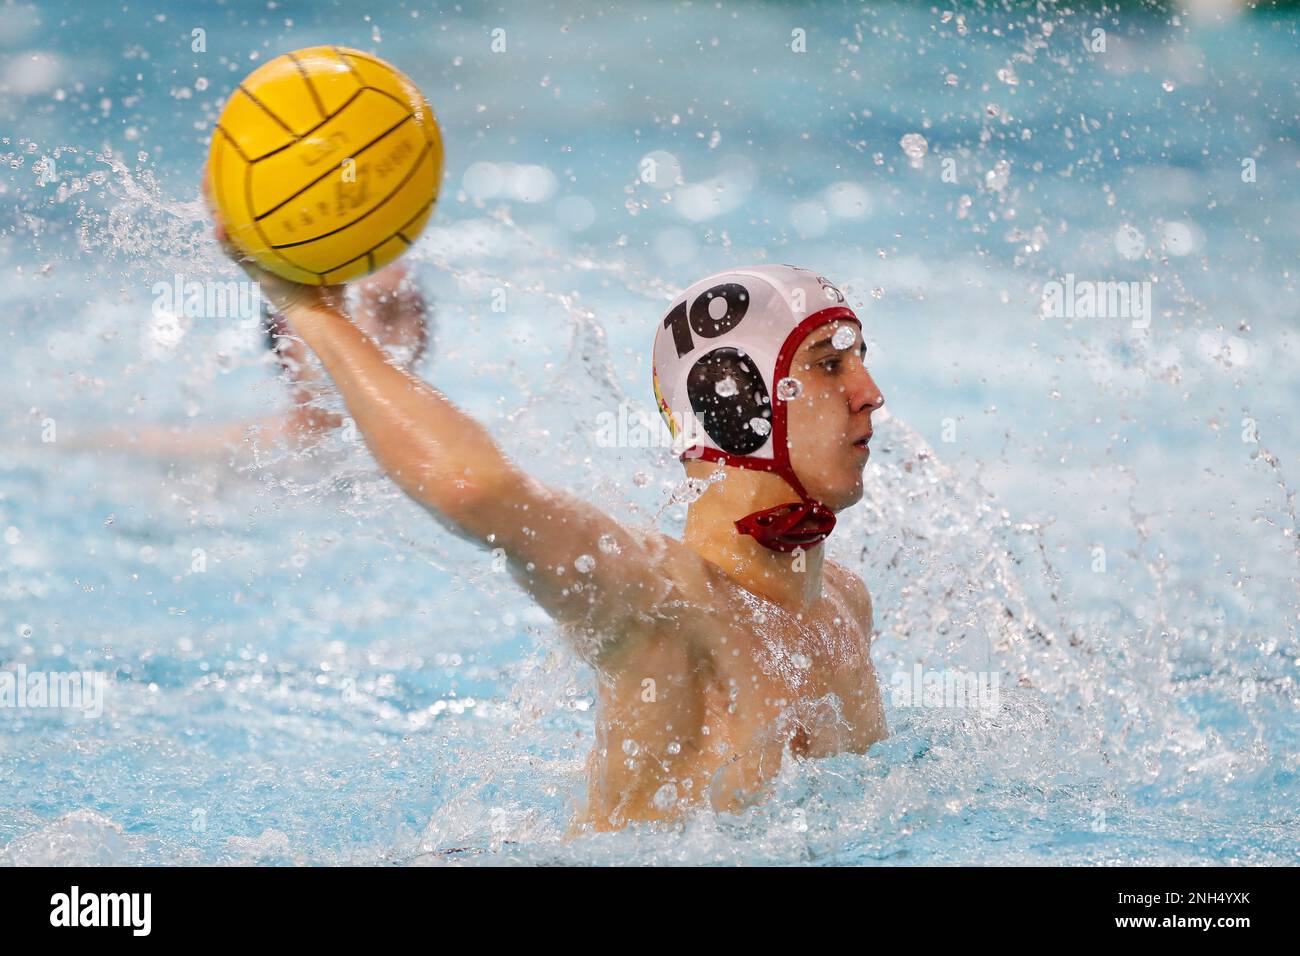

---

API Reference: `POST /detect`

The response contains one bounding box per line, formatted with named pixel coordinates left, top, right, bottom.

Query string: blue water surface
left=0, top=0, right=1297, bottom=864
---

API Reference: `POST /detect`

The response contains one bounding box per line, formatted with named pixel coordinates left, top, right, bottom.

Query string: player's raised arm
left=205, top=201, right=700, bottom=662
left=277, top=294, right=698, bottom=648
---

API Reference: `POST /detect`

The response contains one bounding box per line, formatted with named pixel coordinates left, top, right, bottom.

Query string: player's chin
left=840, top=481, right=866, bottom=510
left=818, top=471, right=865, bottom=512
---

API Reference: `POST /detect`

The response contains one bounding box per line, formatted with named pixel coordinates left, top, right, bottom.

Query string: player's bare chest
left=702, top=611, right=870, bottom=753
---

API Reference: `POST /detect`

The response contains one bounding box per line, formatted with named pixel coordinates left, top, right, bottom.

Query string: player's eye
left=819, top=357, right=841, bottom=373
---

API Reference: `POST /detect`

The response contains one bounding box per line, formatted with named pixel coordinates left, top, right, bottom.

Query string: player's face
left=783, top=320, right=883, bottom=511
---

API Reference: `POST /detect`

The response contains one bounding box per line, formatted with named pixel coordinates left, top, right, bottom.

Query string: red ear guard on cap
left=682, top=306, right=858, bottom=553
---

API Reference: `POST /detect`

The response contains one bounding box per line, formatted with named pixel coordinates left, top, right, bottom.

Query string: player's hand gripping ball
left=206, top=46, right=443, bottom=285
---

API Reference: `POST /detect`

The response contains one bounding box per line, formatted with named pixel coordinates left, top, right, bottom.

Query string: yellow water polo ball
left=206, top=45, right=443, bottom=285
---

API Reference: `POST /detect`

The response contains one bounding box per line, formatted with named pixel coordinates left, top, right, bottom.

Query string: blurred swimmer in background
left=88, top=263, right=430, bottom=460
left=259, top=263, right=429, bottom=448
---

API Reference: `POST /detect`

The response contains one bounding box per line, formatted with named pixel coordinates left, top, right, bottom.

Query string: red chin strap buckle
left=734, top=499, right=837, bottom=553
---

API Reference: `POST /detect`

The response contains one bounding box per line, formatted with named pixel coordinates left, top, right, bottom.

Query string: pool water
left=1, top=0, right=1297, bottom=864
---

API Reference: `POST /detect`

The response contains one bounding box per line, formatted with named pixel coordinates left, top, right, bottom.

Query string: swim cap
left=651, top=264, right=859, bottom=553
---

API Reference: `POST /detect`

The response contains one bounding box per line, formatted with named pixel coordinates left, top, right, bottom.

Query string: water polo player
left=210, top=199, right=888, bottom=828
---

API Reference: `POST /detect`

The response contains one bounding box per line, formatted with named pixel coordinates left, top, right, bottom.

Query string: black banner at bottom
left=0, top=865, right=1285, bottom=941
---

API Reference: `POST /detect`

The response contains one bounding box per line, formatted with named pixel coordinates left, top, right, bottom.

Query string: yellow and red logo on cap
left=651, top=363, right=678, bottom=439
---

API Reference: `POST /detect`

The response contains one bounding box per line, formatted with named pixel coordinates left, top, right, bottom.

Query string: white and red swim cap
left=651, top=264, right=859, bottom=552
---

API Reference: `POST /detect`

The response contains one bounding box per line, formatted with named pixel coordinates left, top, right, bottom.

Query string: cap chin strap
left=685, top=440, right=838, bottom=554
left=733, top=497, right=837, bottom=553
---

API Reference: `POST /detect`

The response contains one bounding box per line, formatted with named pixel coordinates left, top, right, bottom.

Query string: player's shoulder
left=630, top=524, right=712, bottom=585
left=579, top=524, right=725, bottom=670
left=824, top=558, right=874, bottom=637
left=630, top=528, right=775, bottom=636
left=618, top=523, right=728, bottom=624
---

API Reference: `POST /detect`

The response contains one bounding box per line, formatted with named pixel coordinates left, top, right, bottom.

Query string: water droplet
left=791, top=652, right=812, bottom=670
left=831, top=325, right=857, bottom=350
left=776, top=376, right=803, bottom=401
left=715, top=376, right=739, bottom=397
left=622, top=738, right=640, bottom=756
left=1114, top=224, right=1145, bottom=260
left=666, top=741, right=682, bottom=755
left=899, top=132, right=928, bottom=168
left=672, top=478, right=711, bottom=504
left=574, top=553, right=596, bottom=574
left=597, top=534, right=621, bottom=555
left=633, top=471, right=651, bottom=487
left=1162, top=220, right=1198, bottom=256
left=996, top=67, right=1019, bottom=86
left=984, top=159, right=1011, bottom=192
left=944, top=73, right=959, bottom=86
left=652, top=782, right=678, bottom=810
left=749, top=416, right=771, bottom=437
left=1161, top=80, right=1175, bottom=92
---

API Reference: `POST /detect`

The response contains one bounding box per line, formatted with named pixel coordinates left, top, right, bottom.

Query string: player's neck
left=681, top=466, right=826, bottom=613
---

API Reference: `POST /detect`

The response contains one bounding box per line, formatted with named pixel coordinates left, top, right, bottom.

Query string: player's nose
left=848, top=366, right=884, bottom=417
